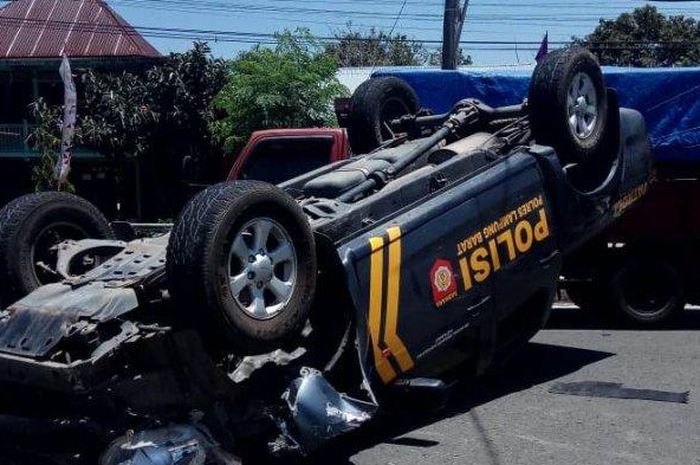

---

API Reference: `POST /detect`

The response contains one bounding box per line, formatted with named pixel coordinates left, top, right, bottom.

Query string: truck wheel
left=349, top=77, right=419, bottom=154
left=0, top=192, right=114, bottom=305
left=609, top=260, right=684, bottom=325
left=529, top=47, right=608, bottom=165
left=167, top=181, right=317, bottom=354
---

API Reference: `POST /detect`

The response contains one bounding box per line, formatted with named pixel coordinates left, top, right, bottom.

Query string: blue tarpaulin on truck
left=373, top=66, right=700, bottom=163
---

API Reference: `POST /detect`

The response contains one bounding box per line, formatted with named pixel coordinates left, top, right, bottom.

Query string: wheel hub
left=227, top=217, right=298, bottom=320
left=567, top=72, right=598, bottom=140
left=248, top=254, right=274, bottom=285
left=574, top=96, right=587, bottom=114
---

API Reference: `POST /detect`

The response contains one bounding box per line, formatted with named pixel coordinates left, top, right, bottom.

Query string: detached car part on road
left=0, top=48, right=651, bottom=464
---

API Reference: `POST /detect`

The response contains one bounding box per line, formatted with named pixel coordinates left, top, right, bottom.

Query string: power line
left=105, top=0, right=677, bottom=23
left=387, top=0, right=409, bottom=36
left=108, top=0, right=700, bottom=18
left=3, top=14, right=700, bottom=50
left=111, top=0, right=700, bottom=12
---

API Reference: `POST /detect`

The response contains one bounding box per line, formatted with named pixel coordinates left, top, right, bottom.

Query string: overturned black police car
left=0, top=48, right=651, bottom=464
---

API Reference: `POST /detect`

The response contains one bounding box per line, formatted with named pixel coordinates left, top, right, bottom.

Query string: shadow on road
left=547, top=305, right=700, bottom=331
left=305, top=341, right=614, bottom=465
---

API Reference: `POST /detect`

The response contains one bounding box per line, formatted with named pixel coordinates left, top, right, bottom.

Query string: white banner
left=55, top=53, right=77, bottom=185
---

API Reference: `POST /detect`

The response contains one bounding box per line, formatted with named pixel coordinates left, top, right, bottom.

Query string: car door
left=339, top=151, right=558, bottom=386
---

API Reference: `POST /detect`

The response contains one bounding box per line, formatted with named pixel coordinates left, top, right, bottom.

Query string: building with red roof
left=0, top=0, right=161, bottom=209
left=0, top=0, right=161, bottom=147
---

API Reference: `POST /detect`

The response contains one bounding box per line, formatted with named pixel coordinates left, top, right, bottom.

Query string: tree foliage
left=29, top=42, right=227, bottom=217
left=78, top=70, right=156, bottom=159
left=31, top=42, right=225, bottom=162
left=326, top=25, right=429, bottom=67
left=326, top=25, right=472, bottom=67
left=78, top=42, right=226, bottom=161
left=211, top=29, right=348, bottom=154
left=576, top=5, right=700, bottom=67
left=28, top=98, right=70, bottom=192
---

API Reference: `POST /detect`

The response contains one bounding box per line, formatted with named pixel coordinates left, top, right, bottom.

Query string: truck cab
left=227, top=128, right=350, bottom=183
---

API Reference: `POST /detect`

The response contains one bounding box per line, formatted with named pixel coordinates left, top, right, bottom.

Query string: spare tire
left=349, top=77, right=419, bottom=154
left=0, top=192, right=114, bottom=305
left=167, top=181, right=317, bottom=354
left=529, top=47, right=608, bottom=165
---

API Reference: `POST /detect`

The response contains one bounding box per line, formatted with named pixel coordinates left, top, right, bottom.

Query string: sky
left=72, top=0, right=700, bottom=65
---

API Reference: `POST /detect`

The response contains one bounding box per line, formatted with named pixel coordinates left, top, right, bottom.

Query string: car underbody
left=0, top=231, right=374, bottom=463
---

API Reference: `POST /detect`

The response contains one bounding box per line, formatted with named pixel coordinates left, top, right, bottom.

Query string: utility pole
left=442, top=0, right=469, bottom=70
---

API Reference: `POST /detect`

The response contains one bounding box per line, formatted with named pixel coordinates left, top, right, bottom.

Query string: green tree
left=78, top=70, right=156, bottom=160
left=27, top=98, right=69, bottom=192
left=29, top=42, right=227, bottom=217
left=79, top=42, right=226, bottom=163
left=32, top=42, right=225, bottom=165
left=326, top=25, right=431, bottom=67
left=212, top=29, right=348, bottom=154
left=576, top=5, right=700, bottom=67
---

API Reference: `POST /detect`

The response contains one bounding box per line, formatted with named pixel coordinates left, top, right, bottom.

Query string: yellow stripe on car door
left=367, top=227, right=414, bottom=384
left=385, top=227, right=415, bottom=373
left=368, top=236, right=397, bottom=384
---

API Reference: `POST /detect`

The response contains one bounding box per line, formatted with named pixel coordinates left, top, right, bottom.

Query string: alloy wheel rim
left=567, top=72, right=598, bottom=140
left=227, top=217, right=297, bottom=320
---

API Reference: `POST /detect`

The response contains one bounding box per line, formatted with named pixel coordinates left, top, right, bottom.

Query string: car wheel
left=167, top=181, right=317, bottom=354
left=609, top=259, right=685, bottom=325
left=529, top=47, right=608, bottom=165
left=0, top=192, right=114, bottom=305
left=349, top=77, right=419, bottom=154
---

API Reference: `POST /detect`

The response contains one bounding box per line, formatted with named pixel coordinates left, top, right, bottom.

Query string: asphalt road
left=311, top=305, right=700, bottom=465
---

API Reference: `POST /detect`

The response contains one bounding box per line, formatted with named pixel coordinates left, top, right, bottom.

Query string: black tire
left=0, top=192, right=114, bottom=305
left=608, top=259, right=685, bottom=325
left=529, top=47, right=608, bottom=165
left=167, top=181, right=317, bottom=354
left=348, top=77, right=419, bottom=154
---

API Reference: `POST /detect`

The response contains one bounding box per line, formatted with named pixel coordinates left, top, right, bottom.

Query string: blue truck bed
left=374, top=66, right=700, bottom=163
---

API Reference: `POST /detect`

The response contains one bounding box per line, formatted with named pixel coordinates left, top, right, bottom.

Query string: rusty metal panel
left=37, top=0, right=80, bottom=58
left=0, top=0, right=160, bottom=59
left=0, top=0, right=29, bottom=58
left=66, top=1, right=101, bottom=57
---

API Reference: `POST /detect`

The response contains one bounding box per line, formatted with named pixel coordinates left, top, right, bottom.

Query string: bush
left=211, top=29, right=348, bottom=155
